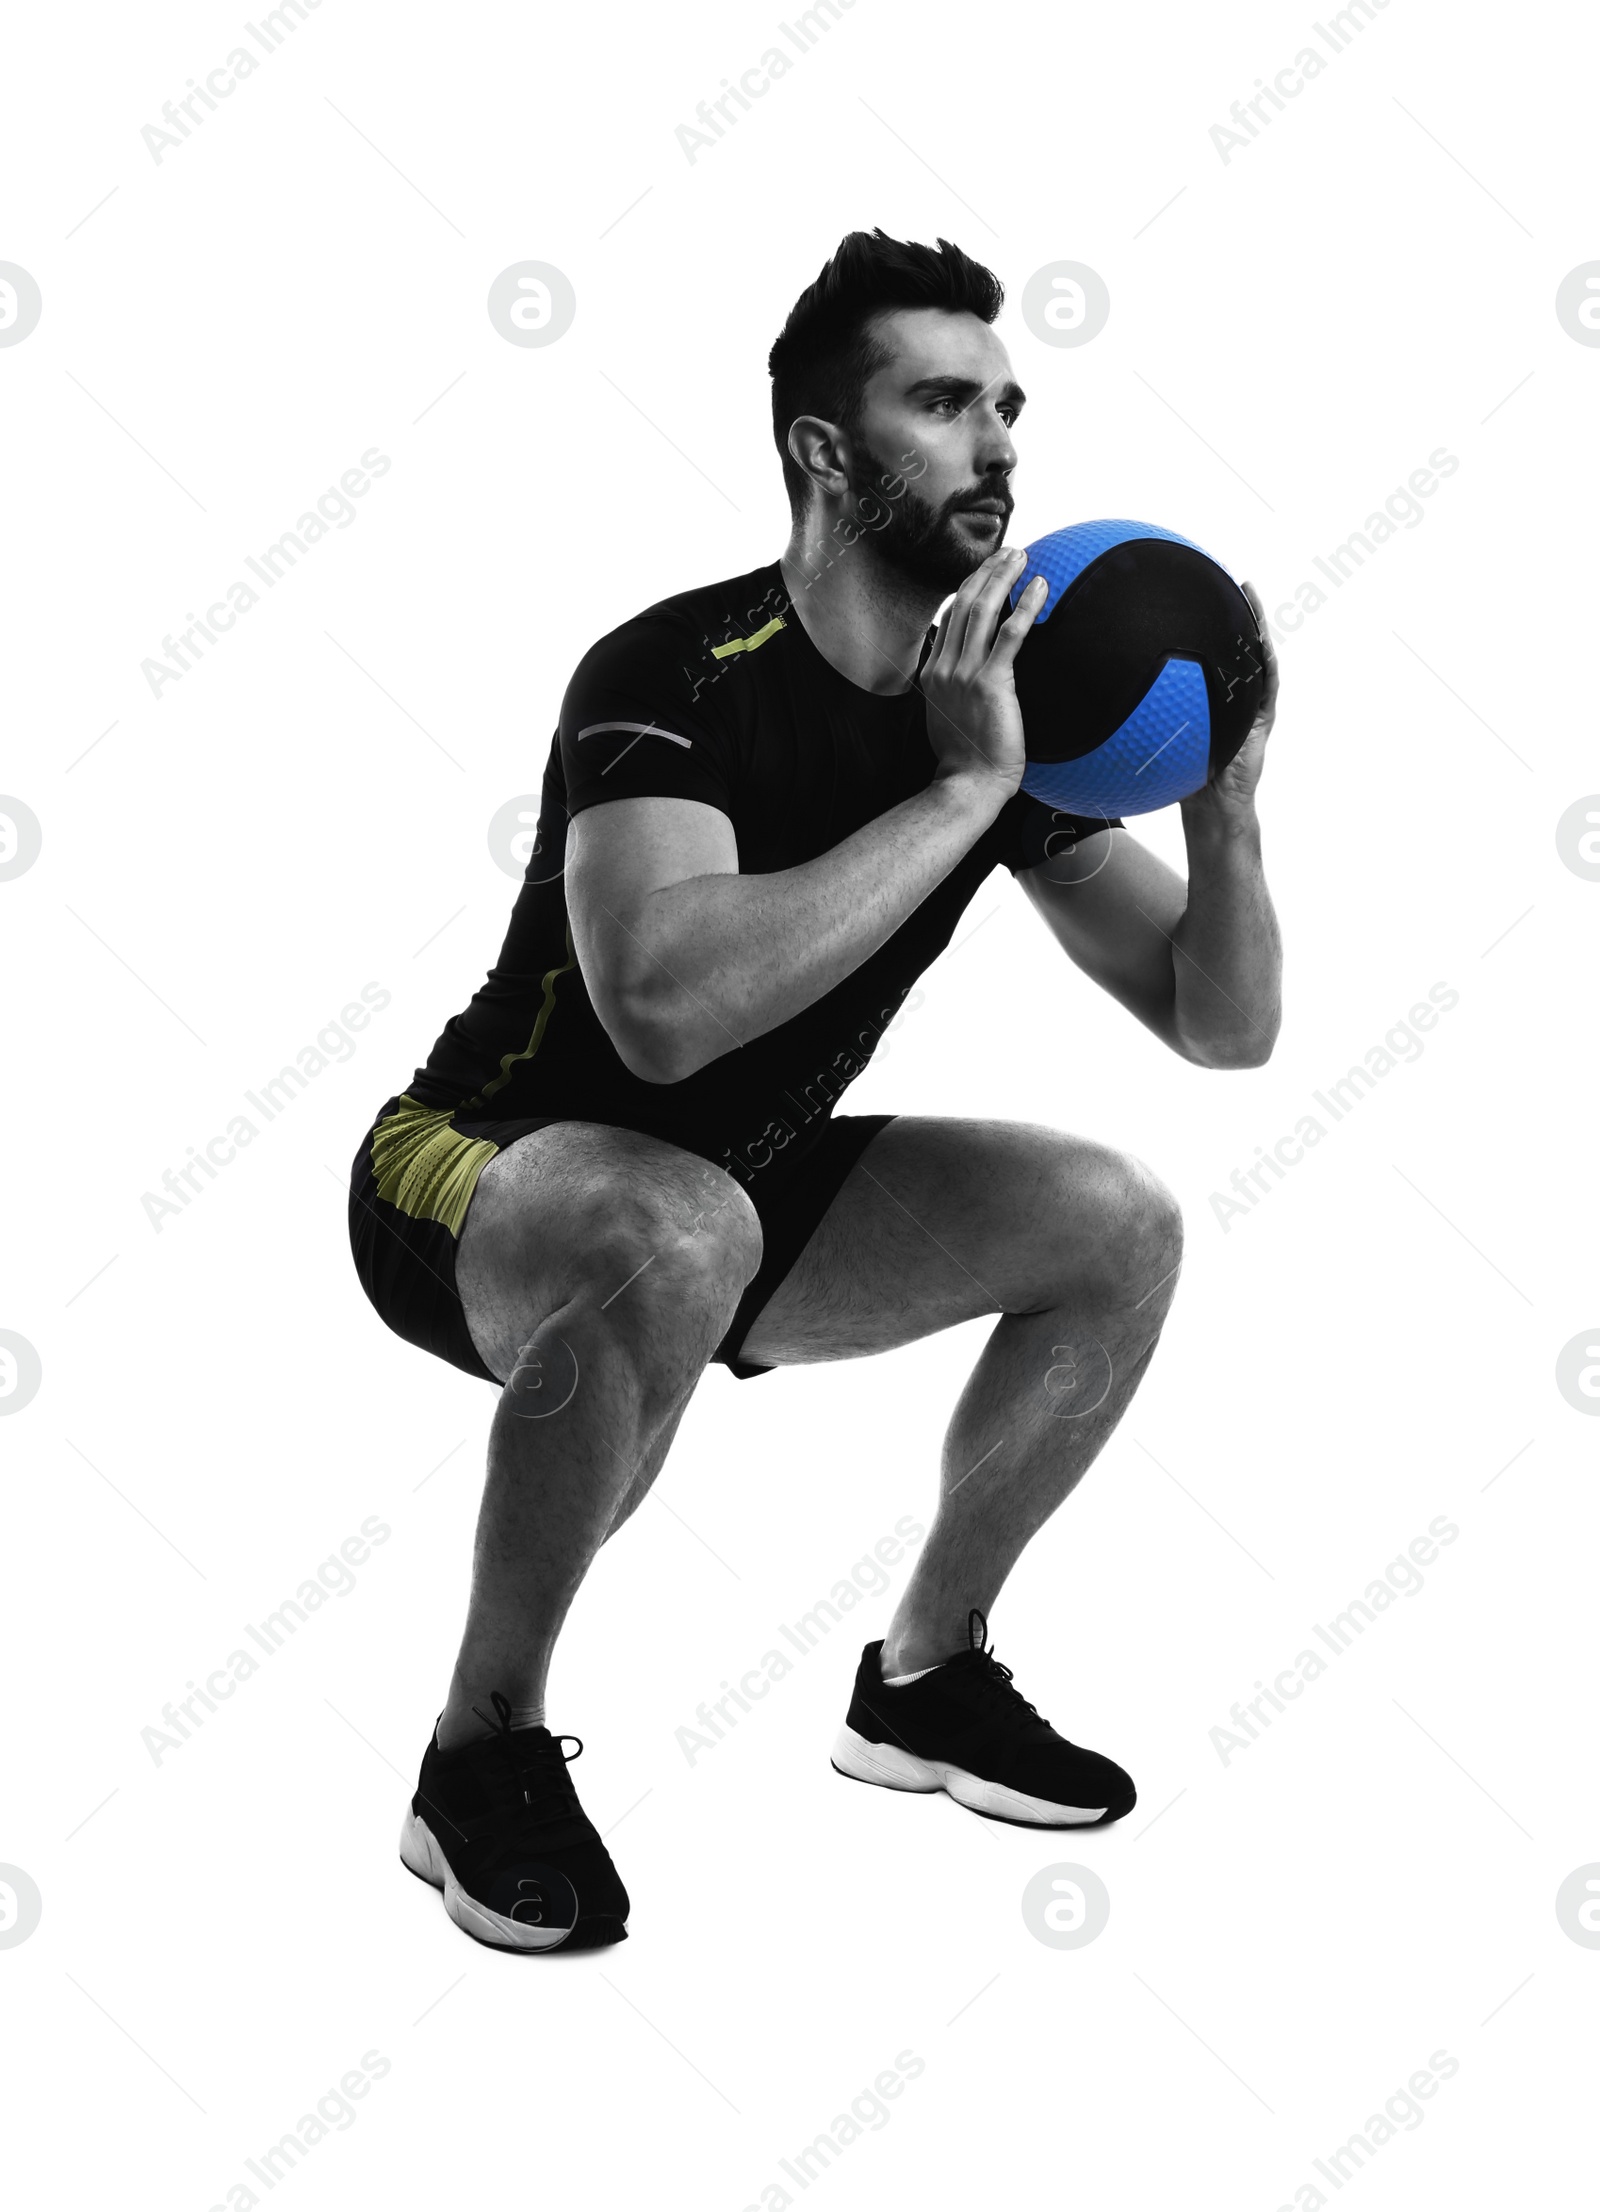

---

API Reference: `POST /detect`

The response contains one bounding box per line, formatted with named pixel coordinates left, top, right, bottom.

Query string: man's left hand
left=1182, top=579, right=1278, bottom=825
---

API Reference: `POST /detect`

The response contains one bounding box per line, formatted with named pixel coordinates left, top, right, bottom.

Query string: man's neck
left=778, top=534, right=941, bottom=697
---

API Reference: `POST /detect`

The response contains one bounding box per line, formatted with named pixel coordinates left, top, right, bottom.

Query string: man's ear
left=786, top=415, right=852, bottom=504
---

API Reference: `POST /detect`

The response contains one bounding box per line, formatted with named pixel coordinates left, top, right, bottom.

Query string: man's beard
left=847, top=435, right=1011, bottom=594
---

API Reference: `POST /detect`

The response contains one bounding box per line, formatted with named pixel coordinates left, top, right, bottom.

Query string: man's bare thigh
left=455, top=1121, right=758, bottom=1382
left=735, top=1116, right=1176, bottom=1368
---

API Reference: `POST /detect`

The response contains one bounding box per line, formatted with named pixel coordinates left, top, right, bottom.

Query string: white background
left=2, top=0, right=1596, bottom=2204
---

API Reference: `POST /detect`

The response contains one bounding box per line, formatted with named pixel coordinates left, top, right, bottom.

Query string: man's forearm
left=627, top=773, right=1004, bottom=1080
left=1169, top=806, right=1281, bottom=1068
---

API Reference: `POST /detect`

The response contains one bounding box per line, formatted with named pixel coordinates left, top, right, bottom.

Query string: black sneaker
left=831, top=1610, right=1136, bottom=1828
left=399, top=1693, right=629, bottom=1951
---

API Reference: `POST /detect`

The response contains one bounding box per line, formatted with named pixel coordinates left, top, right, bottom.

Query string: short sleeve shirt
left=406, top=563, right=1118, bottom=1190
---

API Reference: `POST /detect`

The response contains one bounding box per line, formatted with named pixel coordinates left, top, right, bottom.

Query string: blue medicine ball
left=1008, top=520, right=1266, bottom=818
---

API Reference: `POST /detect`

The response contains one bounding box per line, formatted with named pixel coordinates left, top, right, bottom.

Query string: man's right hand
left=919, top=545, right=1047, bottom=803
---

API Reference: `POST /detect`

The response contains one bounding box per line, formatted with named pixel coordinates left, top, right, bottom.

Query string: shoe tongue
left=508, top=1724, right=562, bottom=1771
left=473, top=1696, right=559, bottom=1752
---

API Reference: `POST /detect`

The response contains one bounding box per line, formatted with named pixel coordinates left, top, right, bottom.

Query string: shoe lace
left=467, top=1692, right=584, bottom=1817
left=948, top=1609, right=1050, bottom=1730
left=414, top=1694, right=586, bottom=1851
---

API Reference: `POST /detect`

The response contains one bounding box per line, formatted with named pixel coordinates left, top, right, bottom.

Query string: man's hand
left=1183, top=579, right=1279, bottom=827
left=919, top=545, right=1047, bottom=800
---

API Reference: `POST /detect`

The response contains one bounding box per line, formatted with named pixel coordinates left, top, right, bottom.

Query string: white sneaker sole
left=831, top=1723, right=1109, bottom=1827
left=398, top=1807, right=574, bottom=1952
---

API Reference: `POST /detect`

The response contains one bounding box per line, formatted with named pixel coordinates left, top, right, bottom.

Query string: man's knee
left=462, top=1150, right=762, bottom=1385
left=1057, top=1144, right=1184, bottom=1311
left=569, top=1176, right=763, bottom=1338
left=1105, top=1154, right=1183, bottom=1309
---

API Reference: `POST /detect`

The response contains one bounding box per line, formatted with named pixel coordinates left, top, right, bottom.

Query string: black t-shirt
left=406, top=562, right=1117, bottom=1194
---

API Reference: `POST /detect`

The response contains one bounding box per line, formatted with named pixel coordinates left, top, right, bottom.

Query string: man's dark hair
left=767, top=229, right=1004, bottom=525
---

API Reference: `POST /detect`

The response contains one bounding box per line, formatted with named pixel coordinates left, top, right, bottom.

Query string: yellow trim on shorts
left=374, top=922, right=582, bottom=1233
left=370, top=1096, right=499, bottom=1239
left=473, top=927, right=580, bottom=1108
left=710, top=615, right=785, bottom=660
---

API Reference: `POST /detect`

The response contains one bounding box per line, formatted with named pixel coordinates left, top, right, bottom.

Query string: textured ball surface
left=1009, top=520, right=1265, bottom=817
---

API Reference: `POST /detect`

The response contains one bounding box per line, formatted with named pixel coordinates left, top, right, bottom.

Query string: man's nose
left=976, top=419, right=1017, bottom=476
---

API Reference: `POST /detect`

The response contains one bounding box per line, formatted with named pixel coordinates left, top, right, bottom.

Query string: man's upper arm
left=557, top=615, right=742, bottom=1078
left=566, top=797, right=737, bottom=1077
left=1015, top=826, right=1188, bottom=1043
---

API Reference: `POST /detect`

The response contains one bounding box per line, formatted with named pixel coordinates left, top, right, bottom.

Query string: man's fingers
left=1241, top=579, right=1279, bottom=724
left=952, top=545, right=1028, bottom=671
left=1242, top=579, right=1273, bottom=671
left=928, top=574, right=977, bottom=669
left=988, top=573, right=1048, bottom=671
left=937, top=545, right=1020, bottom=661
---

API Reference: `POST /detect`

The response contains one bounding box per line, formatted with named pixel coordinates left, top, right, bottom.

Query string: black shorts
left=346, top=1095, right=896, bottom=1384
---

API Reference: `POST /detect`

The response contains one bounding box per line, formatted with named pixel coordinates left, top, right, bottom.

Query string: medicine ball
left=1008, top=519, right=1265, bottom=817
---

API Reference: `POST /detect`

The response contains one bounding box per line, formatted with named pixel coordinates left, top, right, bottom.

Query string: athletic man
left=348, top=230, right=1281, bottom=1953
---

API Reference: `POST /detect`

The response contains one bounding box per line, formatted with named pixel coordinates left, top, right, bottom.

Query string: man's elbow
left=1210, top=1038, right=1277, bottom=1071
left=1181, top=1027, right=1278, bottom=1071
left=601, top=983, right=701, bottom=1086
left=612, top=1034, right=680, bottom=1085
left=606, top=1010, right=689, bottom=1085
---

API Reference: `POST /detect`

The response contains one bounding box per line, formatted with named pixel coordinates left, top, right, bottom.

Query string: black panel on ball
left=1012, top=539, right=1265, bottom=774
